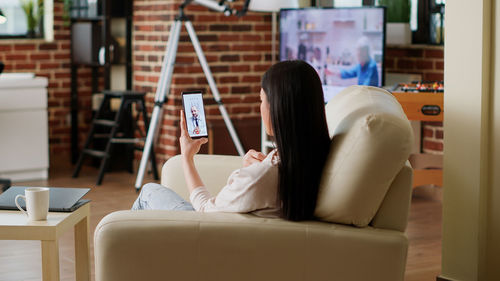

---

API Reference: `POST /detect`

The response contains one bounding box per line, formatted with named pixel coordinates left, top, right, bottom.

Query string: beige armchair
left=95, top=86, right=414, bottom=281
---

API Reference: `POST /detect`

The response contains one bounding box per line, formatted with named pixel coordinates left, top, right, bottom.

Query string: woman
left=132, top=60, right=331, bottom=221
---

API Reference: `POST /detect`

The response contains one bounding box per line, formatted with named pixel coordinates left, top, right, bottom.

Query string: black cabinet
left=70, top=0, right=133, bottom=163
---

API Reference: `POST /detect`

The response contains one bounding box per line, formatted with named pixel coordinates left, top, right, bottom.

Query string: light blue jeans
left=131, top=183, right=195, bottom=211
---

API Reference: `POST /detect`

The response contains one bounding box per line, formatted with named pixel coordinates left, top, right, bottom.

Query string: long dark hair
left=262, top=60, right=331, bottom=221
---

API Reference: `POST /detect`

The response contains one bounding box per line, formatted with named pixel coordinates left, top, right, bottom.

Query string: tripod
left=134, top=10, right=245, bottom=190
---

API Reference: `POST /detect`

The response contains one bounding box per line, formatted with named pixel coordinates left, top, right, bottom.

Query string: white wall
left=442, top=0, right=500, bottom=280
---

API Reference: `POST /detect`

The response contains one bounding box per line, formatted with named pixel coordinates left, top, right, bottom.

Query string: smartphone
left=182, top=90, right=208, bottom=139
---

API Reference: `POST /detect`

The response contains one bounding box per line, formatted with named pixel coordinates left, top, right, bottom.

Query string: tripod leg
left=185, top=21, right=245, bottom=156
left=135, top=20, right=183, bottom=190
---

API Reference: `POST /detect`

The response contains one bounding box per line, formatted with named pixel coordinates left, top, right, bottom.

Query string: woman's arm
left=179, top=110, right=208, bottom=194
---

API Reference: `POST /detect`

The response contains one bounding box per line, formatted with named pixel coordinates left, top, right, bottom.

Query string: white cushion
left=315, top=86, right=414, bottom=226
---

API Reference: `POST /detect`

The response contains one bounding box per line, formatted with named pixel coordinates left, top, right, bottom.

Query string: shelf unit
left=70, top=0, right=133, bottom=163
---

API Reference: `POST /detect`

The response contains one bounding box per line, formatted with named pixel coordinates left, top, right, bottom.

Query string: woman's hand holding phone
left=242, top=149, right=266, bottom=167
left=180, top=110, right=208, bottom=161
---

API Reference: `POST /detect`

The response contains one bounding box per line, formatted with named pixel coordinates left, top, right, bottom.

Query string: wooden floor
left=0, top=155, right=442, bottom=281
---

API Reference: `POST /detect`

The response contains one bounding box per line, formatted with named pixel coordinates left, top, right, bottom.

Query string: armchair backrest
left=315, top=86, right=413, bottom=231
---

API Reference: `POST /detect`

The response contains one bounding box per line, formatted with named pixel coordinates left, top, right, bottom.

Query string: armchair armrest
left=95, top=210, right=408, bottom=281
left=161, top=154, right=243, bottom=200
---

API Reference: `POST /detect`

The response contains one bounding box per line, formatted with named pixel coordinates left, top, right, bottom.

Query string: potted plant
left=379, top=0, right=411, bottom=45
left=21, top=0, right=43, bottom=38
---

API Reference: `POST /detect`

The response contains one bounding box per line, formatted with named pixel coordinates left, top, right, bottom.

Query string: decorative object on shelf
left=0, top=9, right=7, bottom=24
left=21, top=0, right=43, bottom=38
left=62, top=0, right=72, bottom=26
left=379, top=0, right=411, bottom=45
left=429, top=0, right=445, bottom=45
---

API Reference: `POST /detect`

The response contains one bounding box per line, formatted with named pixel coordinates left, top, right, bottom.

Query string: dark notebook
left=0, top=186, right=91, bottom=212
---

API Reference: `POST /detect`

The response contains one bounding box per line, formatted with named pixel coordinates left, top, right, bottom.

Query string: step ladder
left=72, top=91, right=159, bottom=185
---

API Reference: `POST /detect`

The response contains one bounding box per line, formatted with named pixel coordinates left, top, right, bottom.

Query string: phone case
left=182, top=91, right=208, bottom=139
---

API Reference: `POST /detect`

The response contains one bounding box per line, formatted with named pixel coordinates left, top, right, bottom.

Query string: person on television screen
left=337, top=37, right=379, bottom=86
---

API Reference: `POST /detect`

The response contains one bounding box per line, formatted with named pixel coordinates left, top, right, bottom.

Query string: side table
left=0, top=202, right=90, bottom=281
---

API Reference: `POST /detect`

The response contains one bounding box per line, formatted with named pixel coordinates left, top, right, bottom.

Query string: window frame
left=0, top=0, right=53, bottom=41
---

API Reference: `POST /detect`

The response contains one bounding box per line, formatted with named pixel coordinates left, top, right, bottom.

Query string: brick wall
left=1, top=2, right=445, bottom=162
left=0, top=0, right=93, bottom=156
left=385, top=45, right=444, bottom=81
left=423, top=123, right=444, bottom=155
left=385, top=45, right=444, bottom=155
left=133, top=0, right=273, bottom=163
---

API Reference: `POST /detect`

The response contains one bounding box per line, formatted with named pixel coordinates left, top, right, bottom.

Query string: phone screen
left=182, top=91, right=208, bottom=139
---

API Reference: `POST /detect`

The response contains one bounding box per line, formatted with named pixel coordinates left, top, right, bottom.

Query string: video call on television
left=280, top=7, right=386, bottom=103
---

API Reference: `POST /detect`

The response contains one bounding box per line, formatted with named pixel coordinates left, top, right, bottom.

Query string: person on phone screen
left=132, top=60, right=331, bottom=222
left=190, top=105, right=202, bottom=135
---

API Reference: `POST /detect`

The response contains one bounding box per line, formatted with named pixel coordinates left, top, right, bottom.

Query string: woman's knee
left=141, top=183, right=164, bottom=196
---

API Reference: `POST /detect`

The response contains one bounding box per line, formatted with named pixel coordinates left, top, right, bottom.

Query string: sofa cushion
left=314, top=86, right=413, bottom=227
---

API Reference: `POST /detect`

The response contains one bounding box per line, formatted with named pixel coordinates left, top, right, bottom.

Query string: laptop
left=0, top=186, right=91, bottom=212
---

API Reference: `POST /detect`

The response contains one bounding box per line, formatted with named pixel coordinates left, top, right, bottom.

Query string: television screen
left=280, top=7, right=386, bottom=103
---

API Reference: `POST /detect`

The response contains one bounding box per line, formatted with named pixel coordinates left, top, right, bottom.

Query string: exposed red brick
left=232, top=45, right=255, bottom=51
left=243, top=95, right=260, bottom=103
left=31, top=54, right=52, bottom=60
left=435, top=60, right=444, bottom=70
left=254, top=64, right=271, bottom=72
left=425, top=49, right=444, bottom=58
left=220, top=76, right=239, bottom=83
left=210, top=24, right=230, bottom=31
left=384, top=57, right=395, bottom=69
left=0, top=45, right=12, bottom=51
left=14, top=44, right=36, bottom=51
left=208, top=44, right=230, bottom=52
left=242, top=76, right=260, bottom=83
left=211, top=65, right=229, bottom=73
left=423, top=128, right=434, bottom=137
left=424, top=72, right=444, bottom=81
left=423, top=140, right=443, bottom=151
left=397, top=59, right=415, bottom=69
left=231, top=65, right=250, bottom=72
left=436, top=130, right=444, bottom=139
left=6, top=54, right=28, bottom=60
left=416, top=60, right=433, bottom=70
left=172, top=77, right=196, bottom=84
left=255, top=24, right=271, bottom=31
left=243, top=54, right=261, bottom=61
left=242, top=35, right=262, bottom=41
left=39, top=43, right=58, bottom=50
left=221, top=55, right=240, bottom=62
left=41, top=63, right=61, bottom=69
left=231, top=25, right=252, bottom=32
left=386, top=48, right=423, bottom=58
left=197, top=15, right=217, bottom=21
left=232, top=86, right=251, bottom=94
left=219, top=35, right=240, bottom=41
left=15, top=63, right=37, bottom=69
left=231, top=105, right=251, bottom=114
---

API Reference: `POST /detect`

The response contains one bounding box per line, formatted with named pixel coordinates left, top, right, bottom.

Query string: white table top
left=0, top=210, right=72, bottom=226
left=0, top=75, right=48, bottom=89
left=0, top=203, right=90, bottom=240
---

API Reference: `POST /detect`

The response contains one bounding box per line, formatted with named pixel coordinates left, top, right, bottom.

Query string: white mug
left=15, top=187, right=50, bottom=221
